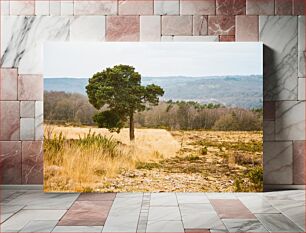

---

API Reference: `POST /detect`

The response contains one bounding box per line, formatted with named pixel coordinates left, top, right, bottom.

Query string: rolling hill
left=44, top=75, right=263, bottom=109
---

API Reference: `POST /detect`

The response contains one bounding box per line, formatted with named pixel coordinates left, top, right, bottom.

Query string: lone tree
left=86, top=65, right=164, bottom=141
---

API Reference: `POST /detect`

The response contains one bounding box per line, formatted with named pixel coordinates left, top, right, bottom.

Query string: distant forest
left=44, top=91, right=262, bottom=131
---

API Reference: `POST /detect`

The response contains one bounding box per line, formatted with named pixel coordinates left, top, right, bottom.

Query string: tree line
left=44, top=91, right=262, bottom=131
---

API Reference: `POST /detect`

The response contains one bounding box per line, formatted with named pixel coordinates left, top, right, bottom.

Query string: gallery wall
left=0, top=0, right=305, bottom=189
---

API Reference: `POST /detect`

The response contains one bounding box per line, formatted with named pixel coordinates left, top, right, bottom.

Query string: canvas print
left=44, top=42, right=263, bottom=192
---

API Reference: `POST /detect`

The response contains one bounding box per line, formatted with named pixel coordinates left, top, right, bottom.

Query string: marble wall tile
left=0, top=101, right=20, bottom=140
left=246, top=0, right=274, bottom=15
left=20, top=118, right=35, bottom=140
left=162, top=16, right=192, bottom=36
left=22, top=141, right=43, bottom=184
left=119, top=0, right=153, bottom=15
left=140, top=16, right=161, bottom=41
left=263, top=101, right=275, bottom=120
left=208, top=16, right=235, bottom=36
left=193, top=16, right=208, bottom=36
left=263, top=141, right=293, bottom=184
left=161, top=36, right=218, bottom=42
left=74, top=1, right=117, bottom=15
left=236, top=15, right=258, bottom=41
left=275, top=101, right=305, bottom=140
left=260, top=16, right=298, bottom=100
left=298, top=78, right=305, bottom=100
left=293, top=0, right=305, bottom=15
left=61, top=1, right=74, bottom=16
left=275, top=0, right=293, bottom=15
left=0, top=68, right=18, bottom=100
left=180, top=0, right=215, bottom=15
left=154, top=0, right=179, bottom=15
left=1, top=0, right=10, bottom=15
left=18, top=75, right=43, bottom=100
left=219, top=35, right=235, bottom=41
left=0, top=141, right=22, bottom=184
left=50, top=1, right=61, bottom=16
left=106, top=16, right=139, bottom=41
left=10, top=0, right=35, bottom=15
left=70, top=16, right=106, bottom=41
left=293, top=140, right=305, bottom=184
left=216, top=0, right=246, bottom=15
left=35, top=101, right=43, bottom=140
left=1, top=16, right=70, bottom=74
left=263, top=121, right=275, bottom=141
left=298, top=16, right=305, bottom=78
left=35, top=1, right=50, bottom=16
left=20, top=101, right=35, bottom=118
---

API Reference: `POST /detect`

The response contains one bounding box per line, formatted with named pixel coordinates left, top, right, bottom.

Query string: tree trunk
left=129, top=112, right=135, bottom=141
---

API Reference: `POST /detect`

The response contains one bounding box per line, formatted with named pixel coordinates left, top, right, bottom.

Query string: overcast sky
left=44, top=42, right=263, bottom=78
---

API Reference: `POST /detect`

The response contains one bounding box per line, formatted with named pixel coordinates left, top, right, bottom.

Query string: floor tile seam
left=137, top=193, right=150, bottom=232
left=272, top=210, right=306, bottom=232
left=1, top=191, right=26, bottom=203
left=206, top=198, right=242, bottom=232
left=255, top=213, right=304, bottom=232
left=0, top=203, right=27, bottom=225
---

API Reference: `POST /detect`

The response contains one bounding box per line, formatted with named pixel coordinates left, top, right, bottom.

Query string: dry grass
left=44, top=125, right=263, bottom=192
left=44, top=125, right=180, bottom=192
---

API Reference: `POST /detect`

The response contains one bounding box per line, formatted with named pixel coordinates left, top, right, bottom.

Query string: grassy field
left=44, top=125, right=263, bottom=192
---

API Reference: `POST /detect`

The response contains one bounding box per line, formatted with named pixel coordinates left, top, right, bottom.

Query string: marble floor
left=0, top=188, right=304, bottom=233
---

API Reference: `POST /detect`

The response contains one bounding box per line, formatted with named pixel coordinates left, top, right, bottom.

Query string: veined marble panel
left=298, top=16, right=305, bottom=78
left=259, top=16, right=298, bottom=101
left=263, top=141, right=293, bottom=185
left=263, top=120, right=275, bottom=141
left=35, top=101, right=43, bottom=140
left=10, top=0, right=35, bottom=15
left=275, top=101, right=305, bottom=140
left=298, top=78, right=305, bottom=100
left=74, top=1, right=117, bottom=15
left=154, top=0, right=179, bottom=15
left=70, top=16, right=106, bottom=41
left=1, top=16, right=70, bottom=74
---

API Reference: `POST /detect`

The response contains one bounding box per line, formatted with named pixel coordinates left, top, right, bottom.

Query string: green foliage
left=234, top=166, right=263, bottom=192
left=44, top=132, right=66, bottom=165
left=76, top=130, right=120, bottom=158
left=247, top=166, right=263, bottom=188
left=44, top=130, right=121, bottom=161
left=93, top=110, right=125, bottom=133
left=86, top=65, right=164, bottom=139
left=44, top=90, right=262, bottom=132
left=196, top=140, right=262, bottom=153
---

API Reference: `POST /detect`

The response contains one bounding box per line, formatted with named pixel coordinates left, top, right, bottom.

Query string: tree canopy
left=86, top=65, right=164, bottom=140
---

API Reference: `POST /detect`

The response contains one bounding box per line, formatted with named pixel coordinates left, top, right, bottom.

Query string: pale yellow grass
left=47, top=125, right=180, bottom=160
left=44, top=125, right=180, bottom=192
